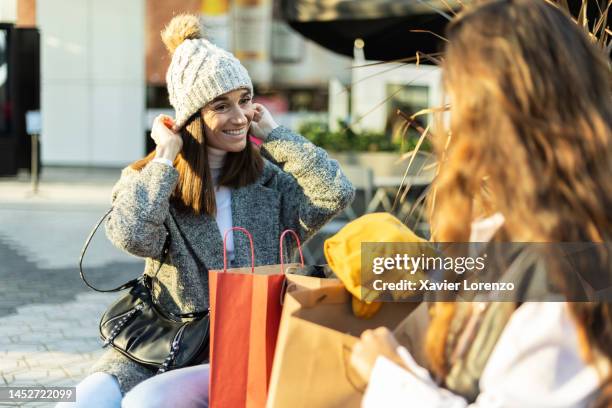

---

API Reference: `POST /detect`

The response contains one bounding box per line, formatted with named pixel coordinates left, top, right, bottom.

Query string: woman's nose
left=231, top=107, right=250, bottom=125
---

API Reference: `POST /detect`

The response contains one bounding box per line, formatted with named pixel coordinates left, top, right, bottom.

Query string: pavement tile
left=42, top=368, right=68, bottom=380
left=60, top=366, right=91, bottom=378
left=59, top=329, right=101, bottom=340
left=59, top=366, right=87, bottom=379
left=60, top=356, right=100, bottom=378
left=17, top=333, right=65, bottom=343
left=44, top=378, right=78, bottom=386
left=10, top=359, right=30, bottom=370
left=1, top=327, right=29, bottom=337
left=0, top=366, right=29, bottom=377
left=25, top=352, right=85, bottom=368
left=0, top=174, right=202, bottom=401
left=4, top=343, right=49, bottom=353
left=14, top=305, right=54, bottom=314
left=0, top=358, right=30, bottom=374
left=16, top=321, right=72, bottom=331
left=0, top=338, right=16, bottom=347
left=0, top=317, right=33, bottom=326
left=61, top=327, right=101, bottom=338
left=42, top=346, right=98, bottom=355
left=11, top=369, right=51, bottom=382
left=0, top=355, right=27, bottom=363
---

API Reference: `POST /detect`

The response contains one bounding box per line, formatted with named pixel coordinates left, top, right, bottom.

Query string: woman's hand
left=350, top=327, right=405, bottom=383
left=249, top=103, right=279, bottom=141
left=151, top=115, right=183, bottom=162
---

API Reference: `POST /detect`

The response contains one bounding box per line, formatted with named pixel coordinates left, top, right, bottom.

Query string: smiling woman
left=62, top=12, right=355, bottom=408
left=130, top=89, right=264, bottom=217
left=203, top=89, right=253, bottom=152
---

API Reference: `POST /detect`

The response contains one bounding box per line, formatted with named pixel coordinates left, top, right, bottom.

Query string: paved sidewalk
left=0, top=166, right=329, bottom=407
left=0, top=167, right=142, bottom=407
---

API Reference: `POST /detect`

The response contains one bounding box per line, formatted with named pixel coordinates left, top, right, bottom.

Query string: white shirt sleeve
left=362, top=353, right=468, bottom=408
left=362, top=303, right=605, bottom=408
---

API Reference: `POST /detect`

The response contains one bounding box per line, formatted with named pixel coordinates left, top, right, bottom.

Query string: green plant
left=298, top=120, right=429, bottom=153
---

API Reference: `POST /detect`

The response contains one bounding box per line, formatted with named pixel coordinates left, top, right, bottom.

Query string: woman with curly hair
left=350, top=0, right=612, bottom=406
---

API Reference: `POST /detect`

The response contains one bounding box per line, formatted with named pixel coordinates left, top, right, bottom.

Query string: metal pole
left=31, top=133, right=39, bottom=194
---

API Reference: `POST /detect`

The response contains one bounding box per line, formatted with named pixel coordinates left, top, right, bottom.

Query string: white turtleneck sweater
left=207, top=146, right=234, bottom=263
left=153, top=147, right=234, bottom=262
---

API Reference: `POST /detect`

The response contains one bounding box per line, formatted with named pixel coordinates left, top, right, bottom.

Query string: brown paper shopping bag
left=266, top=284, right=417, bottom=408
left=283, top=270, right=342, bottom=292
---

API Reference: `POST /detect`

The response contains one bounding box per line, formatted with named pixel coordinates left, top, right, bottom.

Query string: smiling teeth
left=223, top=129, right=245, bottom=135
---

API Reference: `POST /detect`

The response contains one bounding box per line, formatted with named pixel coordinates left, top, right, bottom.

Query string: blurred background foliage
left=298, top=120, right=432, bottom=153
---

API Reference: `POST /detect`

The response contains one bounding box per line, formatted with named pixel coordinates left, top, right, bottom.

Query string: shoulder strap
left=79, top=207, right=170, bottom=293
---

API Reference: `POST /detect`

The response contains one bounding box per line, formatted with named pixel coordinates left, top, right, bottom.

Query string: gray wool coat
left=88, top=126, right=355, bottom=394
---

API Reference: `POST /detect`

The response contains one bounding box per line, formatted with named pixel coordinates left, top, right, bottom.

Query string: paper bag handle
left=223, top=227, right=255, bottom=273
left=279, top=229, right=305, bottom=274
left=342, top=343, right=367, bottom=394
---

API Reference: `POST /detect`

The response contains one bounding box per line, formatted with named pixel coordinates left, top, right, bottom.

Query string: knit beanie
left=161, top=14, right=253, bottom=128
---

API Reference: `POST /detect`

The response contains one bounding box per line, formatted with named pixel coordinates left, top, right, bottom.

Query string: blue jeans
left=56, top=364, right=210, bottom=408
left=55, top=372, right=122, bottom=408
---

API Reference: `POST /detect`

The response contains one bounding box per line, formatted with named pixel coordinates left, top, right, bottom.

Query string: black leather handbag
left=79, top=208, right=210, bottom=374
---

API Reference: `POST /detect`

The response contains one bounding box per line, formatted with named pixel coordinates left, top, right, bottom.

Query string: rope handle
left=223, top=227, right=255, bottom=273
left=279, top=229, right=305, bottom=274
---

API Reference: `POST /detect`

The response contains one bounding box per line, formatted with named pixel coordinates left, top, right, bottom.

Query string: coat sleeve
left=260, top=126, right=355, bottom=242
left=361, top=303, right=604, bottom=408
left=105, top=161, right=179, bottom=258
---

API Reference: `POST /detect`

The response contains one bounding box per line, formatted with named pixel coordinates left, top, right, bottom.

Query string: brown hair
left=425, top=0, right=612, bottom=398
left=131, top=111, right=264, bottom=215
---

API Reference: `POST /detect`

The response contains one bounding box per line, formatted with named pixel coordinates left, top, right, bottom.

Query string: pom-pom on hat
left=161, top=14, right=253, bottom=128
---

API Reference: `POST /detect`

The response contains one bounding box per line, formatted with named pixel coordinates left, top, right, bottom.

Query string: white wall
left=38, top=0, right=145, bottom=166
left=351, top=62, right=442, bottom=132
left=271, top=21, right=352, bottom=87
left=0, top=0, right=16, bottom=22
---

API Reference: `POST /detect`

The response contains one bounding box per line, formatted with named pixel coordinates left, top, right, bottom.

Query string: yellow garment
left=350, top=294, right=382, bottom=319
left=324, top=213, right=434, bottom=308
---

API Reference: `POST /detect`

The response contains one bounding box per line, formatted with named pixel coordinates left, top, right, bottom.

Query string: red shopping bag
left=209, top=228, right=304, bottom=408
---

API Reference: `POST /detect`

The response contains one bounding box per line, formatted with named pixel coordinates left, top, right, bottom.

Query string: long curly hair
left=425, top=0, right=612, bottom=401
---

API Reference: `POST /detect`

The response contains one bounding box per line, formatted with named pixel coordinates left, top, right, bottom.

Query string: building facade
left=5, top=0, right=441, bottom=167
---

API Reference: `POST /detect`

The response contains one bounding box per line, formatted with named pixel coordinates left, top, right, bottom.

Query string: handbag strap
left=80, top=207, right=209, bottom=319
left=79, top=207, right=171, bottom=293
